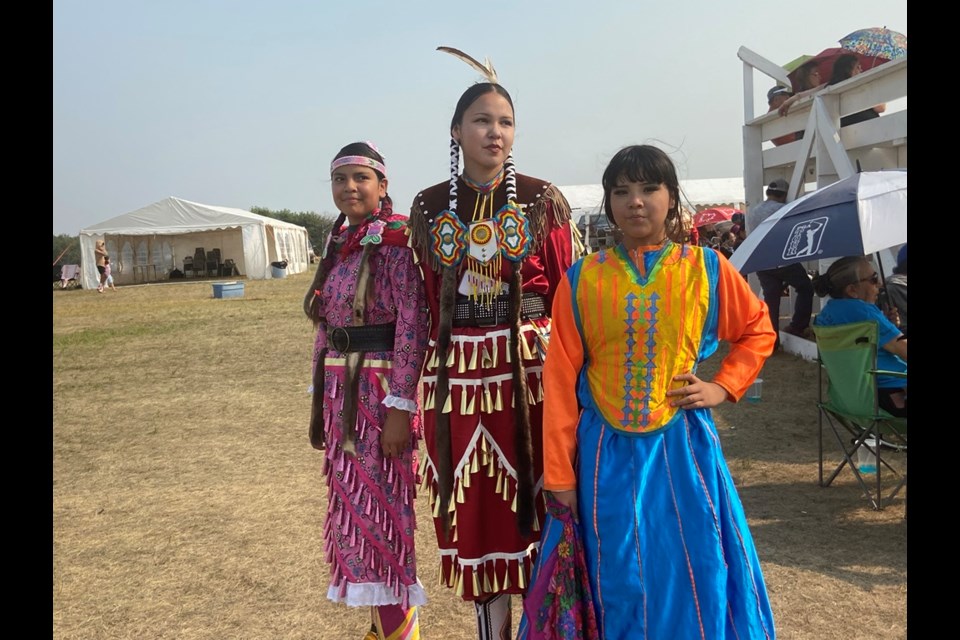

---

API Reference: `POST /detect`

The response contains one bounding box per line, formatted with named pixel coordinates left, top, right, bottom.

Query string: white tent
left=78, top=197, right=310, bottom=289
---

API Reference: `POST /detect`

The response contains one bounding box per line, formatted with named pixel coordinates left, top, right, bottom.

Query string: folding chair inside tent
left=813, top=321, right=907, bottom=510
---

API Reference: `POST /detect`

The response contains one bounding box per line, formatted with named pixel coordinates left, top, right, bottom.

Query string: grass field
left=53, top=271, right=907, bottom=639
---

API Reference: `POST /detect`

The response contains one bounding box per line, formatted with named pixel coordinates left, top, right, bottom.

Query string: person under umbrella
left=812, top=256, right=907, bottom=417
left=745, top=178, right=815, bottom=347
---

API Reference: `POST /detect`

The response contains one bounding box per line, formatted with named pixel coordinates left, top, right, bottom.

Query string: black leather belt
left=453, top=292, right=547, bottom=327
left=328, top=323, right=396, bottom=353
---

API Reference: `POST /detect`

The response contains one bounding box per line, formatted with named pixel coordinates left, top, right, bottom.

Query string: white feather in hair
left=436, top=46, right=498, bottom=84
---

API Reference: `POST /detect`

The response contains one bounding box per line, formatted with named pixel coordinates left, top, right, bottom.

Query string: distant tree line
left=250, top=207, right=338, bottom=253
left=54, top=234, right=81, bottom=265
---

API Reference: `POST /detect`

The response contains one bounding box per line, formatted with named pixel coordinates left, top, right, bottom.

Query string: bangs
left=602, top=145, right=676, bottom=191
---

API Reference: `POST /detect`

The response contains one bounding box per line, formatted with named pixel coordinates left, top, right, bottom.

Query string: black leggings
left=878, top=387, right=907, bottom=418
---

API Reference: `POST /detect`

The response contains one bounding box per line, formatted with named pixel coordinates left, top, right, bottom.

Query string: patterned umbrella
left=693, top=206, right=741, bottom=228
left=839, top=27, right=907, bottom=61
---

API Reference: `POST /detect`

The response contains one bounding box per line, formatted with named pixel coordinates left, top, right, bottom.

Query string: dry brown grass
left=53, top=272, right=906, bottom=639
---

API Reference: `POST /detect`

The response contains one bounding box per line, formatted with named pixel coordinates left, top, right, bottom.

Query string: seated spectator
left=766, top=85, right=802, bottom=146
left=812, top=256, right=907, bottom=417
left=828, top=54, right=886, bottom=127
left=778, top=54, right=886, bottom=126
left=884, top=244, right=907, bottom=336
left=792, top=60, right=825, bottom=93
left=778, top=61, right=828, bottom=116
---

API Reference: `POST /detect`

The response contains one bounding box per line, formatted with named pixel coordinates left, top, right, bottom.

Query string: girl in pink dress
left=303, top=142, right=429, bottom=640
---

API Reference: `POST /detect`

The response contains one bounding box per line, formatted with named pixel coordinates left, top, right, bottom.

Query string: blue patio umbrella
left=730, top=171, right=907, bottom=275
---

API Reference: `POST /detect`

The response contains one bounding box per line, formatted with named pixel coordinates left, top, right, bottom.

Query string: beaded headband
left=330, top=155, right=386, bottom=178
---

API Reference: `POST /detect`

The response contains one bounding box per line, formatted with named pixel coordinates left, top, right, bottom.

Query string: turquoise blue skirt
left=521, top=406, right=776, bottom=640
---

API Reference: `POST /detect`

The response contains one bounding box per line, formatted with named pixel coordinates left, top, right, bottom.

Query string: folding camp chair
left=813, top=321, right=907, bottom=510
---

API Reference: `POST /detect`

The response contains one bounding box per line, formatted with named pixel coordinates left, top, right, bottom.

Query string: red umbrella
left=693, top=207, right=740, bottom=228
left=786, top=47, right=890, bottom=93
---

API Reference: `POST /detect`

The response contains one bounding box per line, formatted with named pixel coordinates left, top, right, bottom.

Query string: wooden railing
left=738, top=47, right=906, bottom=210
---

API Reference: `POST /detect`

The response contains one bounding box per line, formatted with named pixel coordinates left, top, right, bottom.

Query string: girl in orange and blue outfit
left=537, top=145, right=777, bottom=639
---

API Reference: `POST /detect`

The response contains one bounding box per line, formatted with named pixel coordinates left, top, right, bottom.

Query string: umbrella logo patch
left=783, top=217, right=828, bottom=260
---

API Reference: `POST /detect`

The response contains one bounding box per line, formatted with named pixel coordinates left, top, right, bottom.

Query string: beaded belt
left=453, top=292, right=547, bottom=327
left=328, top=323, right=396, bottom=353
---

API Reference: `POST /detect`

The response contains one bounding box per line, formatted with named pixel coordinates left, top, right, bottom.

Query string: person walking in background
left=746, top=178, right=814, bottom=347
left=813, top=256, right=907, bottom=417
left=103, top=257, right=117, bottom=291
left=538, top=144, right=777, bottom=639
left=94, top=240, right=109, bottom=293
left=406, top=54, right=581, bottom=639
left=303, top=142, right=428, bottom=640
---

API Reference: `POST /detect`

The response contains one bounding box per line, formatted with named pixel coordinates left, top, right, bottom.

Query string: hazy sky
left=52, top=0, right=906, bottom=235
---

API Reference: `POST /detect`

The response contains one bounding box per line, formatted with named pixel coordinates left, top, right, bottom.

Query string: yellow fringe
left=483, top=569, right=492, bottom=594
left=495, top=469, right=503, bottom=494
left=495, top=384, right=503, bottom=411
left=481, top=344, right=492, bottom=368
left=446, top=348, right=455, bottom=368
left=470, top=451, right=479, bottom=474
left=521, top=336, right=534, bottom=361
left=442, top=392, right=452, bottom=414
left=472, top=571, right=481, bottom=597
left=468, top=343, right=479, bottom=370
left=456, top=481, right=465, bottom=504
left=518, top=566, right=526, bottom=590
left=460, top=390, right=468, bottom=415
left=466, top=389, right=476, bottom=414
left=457, top=341, right=466, bottom=373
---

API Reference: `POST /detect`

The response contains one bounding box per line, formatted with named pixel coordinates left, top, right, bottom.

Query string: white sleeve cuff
left=382, top=395, right=417, bottom=412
